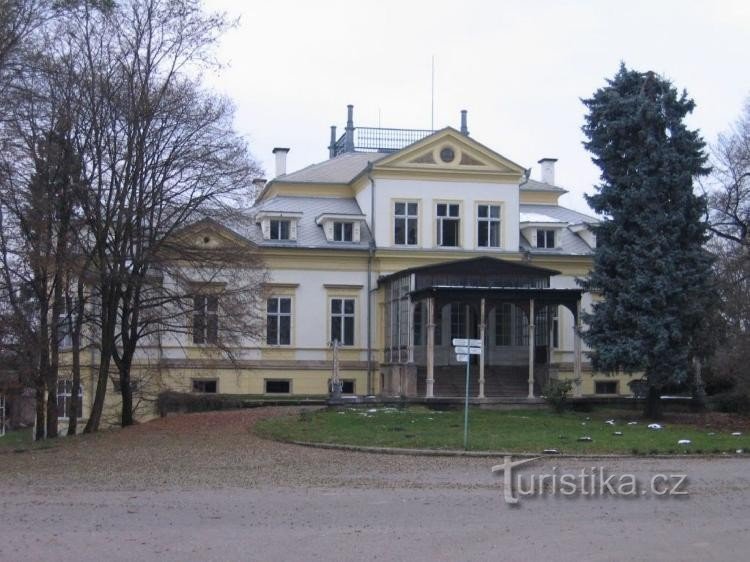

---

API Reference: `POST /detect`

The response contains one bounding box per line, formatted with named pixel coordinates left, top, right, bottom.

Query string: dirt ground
left=1, top=407, right=749, bottom=561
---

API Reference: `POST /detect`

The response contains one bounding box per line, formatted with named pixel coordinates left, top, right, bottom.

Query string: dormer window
left=333, top=221, right=354, bottom=242
left=257, top=211, right=302, bottom=242
left=520, top=212, right=566, bottom=251
left=316, top=213, right=365, bottom=243
left=270, top=219, right=290, bottom=240
left=536, top=229, right=556, bottom=248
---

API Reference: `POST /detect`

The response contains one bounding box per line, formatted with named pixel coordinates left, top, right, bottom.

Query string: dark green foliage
left=542, top=379, right=574, bottom=413
left=580, top=64, right=716, bottom=416
left=709, top=392, right=750, bottom=415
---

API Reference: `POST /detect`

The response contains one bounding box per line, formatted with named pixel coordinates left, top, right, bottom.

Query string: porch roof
left=410, top=286, right=583, bottom=311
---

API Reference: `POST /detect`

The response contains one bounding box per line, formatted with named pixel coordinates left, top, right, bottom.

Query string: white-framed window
left=436, top=203, right=460, bottom=247
left=267, top=296, right=292, bottom=345
left=333, top=221, right=354, bottom=242
left=270, top=219, right=291, bottom=240
left=536, top=229, right=556, bottom=248
left=330, top=298, right=355, bottom=346
left=193, top=294, right=218, bottom=344
left=394, top=201, right=418, bottom=245
left=477, top=204, right=501, bottom=248
left=57, top=380, right=82, bottom=420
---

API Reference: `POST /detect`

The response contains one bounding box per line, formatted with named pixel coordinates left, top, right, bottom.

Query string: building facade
left=62, top=106, right=637, bottom=426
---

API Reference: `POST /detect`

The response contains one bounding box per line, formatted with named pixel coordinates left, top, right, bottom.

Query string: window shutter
left=261, top=218, right=270, bottom=240
left=353, top=222, right=361, bottom=242
left=290, top=220, right=298, bottom=241
left=324, top=220, right=334, bottom=241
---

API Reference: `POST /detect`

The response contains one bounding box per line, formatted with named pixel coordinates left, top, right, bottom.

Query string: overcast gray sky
left=203, top=0, right=749, bottom=214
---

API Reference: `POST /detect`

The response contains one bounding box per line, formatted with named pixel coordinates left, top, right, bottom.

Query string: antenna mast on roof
left=431, top=55, right=435, bottom=131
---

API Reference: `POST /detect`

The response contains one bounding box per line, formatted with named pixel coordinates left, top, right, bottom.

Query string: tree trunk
left=690, top=357, right=707, bottom=413
left=84, top=342, right=111, bottom=434
left=120, top=364, right=133, bottom=427
left=46, top=276, right=64, bottom=439
left=644, top=385, right=662, bottom=420
left=84, top=285, right=118, bottom=434
left=67, top=279, right=85, bottom=436
left=34, top=384, right=46, bottom=441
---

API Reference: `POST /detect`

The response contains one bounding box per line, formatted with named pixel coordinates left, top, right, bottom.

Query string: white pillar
left=528, top=298, right=535, bottom=399
left=478, top=298, right=486, bottom=399
left=426, top=297, right=435, bottom=398
left=574, top=299, right=583, bottom=397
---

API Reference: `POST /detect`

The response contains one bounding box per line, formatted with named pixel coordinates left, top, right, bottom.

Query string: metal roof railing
left=333, top=127, right=434, bottom=156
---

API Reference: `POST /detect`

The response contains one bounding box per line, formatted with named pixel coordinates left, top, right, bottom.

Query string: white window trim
left=476, top=202, right=502, bottom=249
left=266, top=296, right=293, bottom=346
left=57, top=380, right=83, bottom=420
left=392, top=199, right=420, bottom=246
left=329, top=296, right=357, bottom=347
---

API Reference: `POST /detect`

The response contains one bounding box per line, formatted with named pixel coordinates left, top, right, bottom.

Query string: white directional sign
left=452, top=338, right=482, bottom=347
left=456, top=354, right=470, bottom=363
left=455, top=346, right=482, bottom=355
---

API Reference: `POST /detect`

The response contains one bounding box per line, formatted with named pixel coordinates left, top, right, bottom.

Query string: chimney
left=252, top=178, right=267, bottom=192
left=328, top=126, right=337, bottom=158
left=273, top=147, right=290, bottom=177
left=345, top=104, right=355, bottom=152
left=538, top=158, right=558, bottom=185
left=460, top=109, right=469, bottom=136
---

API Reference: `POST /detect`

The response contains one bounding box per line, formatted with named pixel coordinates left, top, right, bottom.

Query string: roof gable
left=372, top=128, right=526, bottom=180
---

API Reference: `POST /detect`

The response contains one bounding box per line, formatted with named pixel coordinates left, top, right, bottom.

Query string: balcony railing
left=333, top=126, right=434, bottom=156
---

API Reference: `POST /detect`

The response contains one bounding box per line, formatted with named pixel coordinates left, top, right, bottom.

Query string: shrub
left=157, top=391, right=258, bottom=416
left=709, top=392, right=750, bottom=415
left=543, top=379, right=574, bottom=413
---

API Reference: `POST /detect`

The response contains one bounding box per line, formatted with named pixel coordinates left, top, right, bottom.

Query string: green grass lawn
left=254, top=406, right=750, bottom=455
left=0, top=428, right=35, bottom=450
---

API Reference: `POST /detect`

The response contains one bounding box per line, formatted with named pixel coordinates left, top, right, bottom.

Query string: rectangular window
left=495, top=303, right=512, bottom=346
left=495, top=303, right=528, bottom=346
left=266, top=297, right=292, bottom=345
left=192, top=379, right=217, bottom=393
left=595, top=381, right=618, bottom=395
left=536, top=229, right=556, bottom=248
left=265, top=379, right=291, bottom=394
left=436, top=203, right=460, bottom=247
left=394, top=201, right=418, bottom=245
left=341, top=380, right=355, bottom=394
left=331, top=298, right=355, bottom=346
left=477, top=204, right=501, bottom=248
left=56, top=380, right=83, bottom=420
left=552, top=307, right=559, bottom=348
left=333, top=221, right=354, bottom=242
left=270, top=219, right=290, bottom=240
left=450, top=303, right=466, bottom=340
left=193, top=295, right=218, bottom=344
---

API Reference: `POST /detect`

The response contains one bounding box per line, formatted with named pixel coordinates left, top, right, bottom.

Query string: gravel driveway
left=1, top=407, right=749, bottom=561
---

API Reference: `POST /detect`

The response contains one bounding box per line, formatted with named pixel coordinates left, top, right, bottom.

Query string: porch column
left=528, top=298, right=535, bottom=399
left=426, top=297, right=435, bottom=398
left=574, top=298, right=583, bottom=397
left=478, top=298, right=486, bottom=399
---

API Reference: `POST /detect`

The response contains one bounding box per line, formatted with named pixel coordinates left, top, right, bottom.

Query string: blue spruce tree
left=580, top=64, right=715, bottom=419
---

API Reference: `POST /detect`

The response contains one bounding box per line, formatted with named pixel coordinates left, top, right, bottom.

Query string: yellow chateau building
left=60, top=107, right=638, bottom=426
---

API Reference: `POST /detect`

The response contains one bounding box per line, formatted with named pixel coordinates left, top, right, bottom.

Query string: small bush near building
left=709, top=392, right=750, bottom=416
left=542, top=379, right=574, bottom=413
